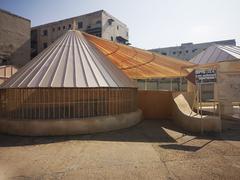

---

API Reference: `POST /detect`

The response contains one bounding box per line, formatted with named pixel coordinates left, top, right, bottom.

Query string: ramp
left=172, top=93, right=221, bottom=133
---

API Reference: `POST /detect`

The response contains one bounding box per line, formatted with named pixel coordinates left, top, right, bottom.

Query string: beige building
left=0, top=9, right=31, bottom=67
left=31, top=10, right=129, bottom=58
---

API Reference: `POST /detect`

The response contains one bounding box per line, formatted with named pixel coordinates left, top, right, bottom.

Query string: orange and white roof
left=1, top=30, right=135, bottom=88
left=83, top=33, right=193, bottom=79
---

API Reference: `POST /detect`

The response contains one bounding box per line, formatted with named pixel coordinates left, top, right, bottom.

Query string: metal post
left=180, top=78, right=182, bottom=92
left=216, top=78, right=222, bottom=133
left=196, top=87, right=199, bottom=114
left=199, top=84, right=203, bottom=135
left=144, top=79, right=147, bottom=90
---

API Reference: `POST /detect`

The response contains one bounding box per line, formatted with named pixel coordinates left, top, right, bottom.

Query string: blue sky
left=0, top=0, right=239, bottom=49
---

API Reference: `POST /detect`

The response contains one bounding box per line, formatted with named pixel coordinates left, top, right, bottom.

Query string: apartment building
left=31, top=10, right=129, bottom=58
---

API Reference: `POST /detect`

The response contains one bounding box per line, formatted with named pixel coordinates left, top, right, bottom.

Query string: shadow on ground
left=159, top=139, right=214, bottom=152
left=160, top=144, right=201, bottom=152
left=0, top=120, right=239, bottom=148
left=0, top=120, right=177, bottom=147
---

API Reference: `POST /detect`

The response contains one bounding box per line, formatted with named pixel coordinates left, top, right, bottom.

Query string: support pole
left=180, top=77, right=182, bottom=91
left=144, top=79, right=147, bottom=91
left=199, top=84, right=203, bottom=135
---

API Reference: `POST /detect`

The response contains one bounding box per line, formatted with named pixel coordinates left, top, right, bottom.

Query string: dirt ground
left=0, top=120, right=240, bottom=180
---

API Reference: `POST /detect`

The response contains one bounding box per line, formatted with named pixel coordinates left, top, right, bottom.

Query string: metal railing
left=0, top=87, right=137, bottom=120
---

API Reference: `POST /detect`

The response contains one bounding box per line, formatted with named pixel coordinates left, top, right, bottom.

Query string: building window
left=63, top=25, right=65, bottom=30
left=43, top=42, right=48, bottom=49
left=52, top=28, right=55, bottom=32
left=108, top=18, right=114, bottom=25
left=117, top=25, right=119, bottom=30
left=58, top=26, right=61, bottom=31
left=185, top=50, right=189, bottom=53
left=111, top=36, right=113, bottom=41
left=78, top=22, right=83, bottom=29
left=96, top=33, right=101, bottom=37
left=179, top=51, right=182, bottom=54
left=68, top=24, right=71, bottom=29
left=172, top=51, right=176, bottom=55
left=96, top=20, right=101, bottom=24
left=43, top=29, right=48, bottom=36
left=161, top=52, right=167, bottom=55
left=126, top=32, right=128, bottom=37
left=87, top=25, right=91, bottom=29
left=192, top=49, right=197, bottom=52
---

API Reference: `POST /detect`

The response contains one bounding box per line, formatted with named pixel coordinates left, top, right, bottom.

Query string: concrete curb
left=0, top=109, right=142, bottom=136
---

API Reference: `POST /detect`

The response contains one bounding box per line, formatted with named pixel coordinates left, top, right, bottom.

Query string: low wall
left=137, top=90, right=221, bottom=133
left=171, top=92, right=221, bottom=133
left=137, top=90, right=172, bottom=120
left=0, top=110, right=142, bottom=136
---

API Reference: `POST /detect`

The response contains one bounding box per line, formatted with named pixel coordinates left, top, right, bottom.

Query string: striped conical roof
left=190, top=44, right=240, bottom=64
left=1, top=30, right=135, bottom=88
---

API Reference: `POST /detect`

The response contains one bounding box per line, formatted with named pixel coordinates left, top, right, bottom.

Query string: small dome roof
left=1, top=30, right=135, bottom=88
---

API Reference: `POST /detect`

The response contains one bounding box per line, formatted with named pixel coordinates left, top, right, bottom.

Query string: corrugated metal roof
left=83, top=33, right=193, bottom=79
left=1, top=30, right=135, bottom=88
left=190, top=44, right=240, bottom=64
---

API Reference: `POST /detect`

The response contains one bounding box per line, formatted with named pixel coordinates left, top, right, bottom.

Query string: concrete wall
left=101, top=11, right=128, bottom=43
left=0, top=9, right=30, bottom=67
left=216, top=60, right=240, bottom=116
left=137, top=90, right=172, bottom=120
left=137, top=91, right=194, bottom=121
left=0, top=109, right=142, bottom=136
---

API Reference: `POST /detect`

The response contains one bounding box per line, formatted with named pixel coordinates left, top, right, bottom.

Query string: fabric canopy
left=83, top=33, right=193, bottom=79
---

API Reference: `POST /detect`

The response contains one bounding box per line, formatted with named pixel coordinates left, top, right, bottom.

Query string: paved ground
left=0, top=120, right=240, bottom=180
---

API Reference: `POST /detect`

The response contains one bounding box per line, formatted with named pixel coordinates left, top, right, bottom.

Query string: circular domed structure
left=0, top=30, right=141, bottom=136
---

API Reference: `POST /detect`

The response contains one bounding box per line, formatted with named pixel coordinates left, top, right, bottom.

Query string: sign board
left=195, top=69, right=217, bottom=84
left=186, top=70, right=196, bottom=85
